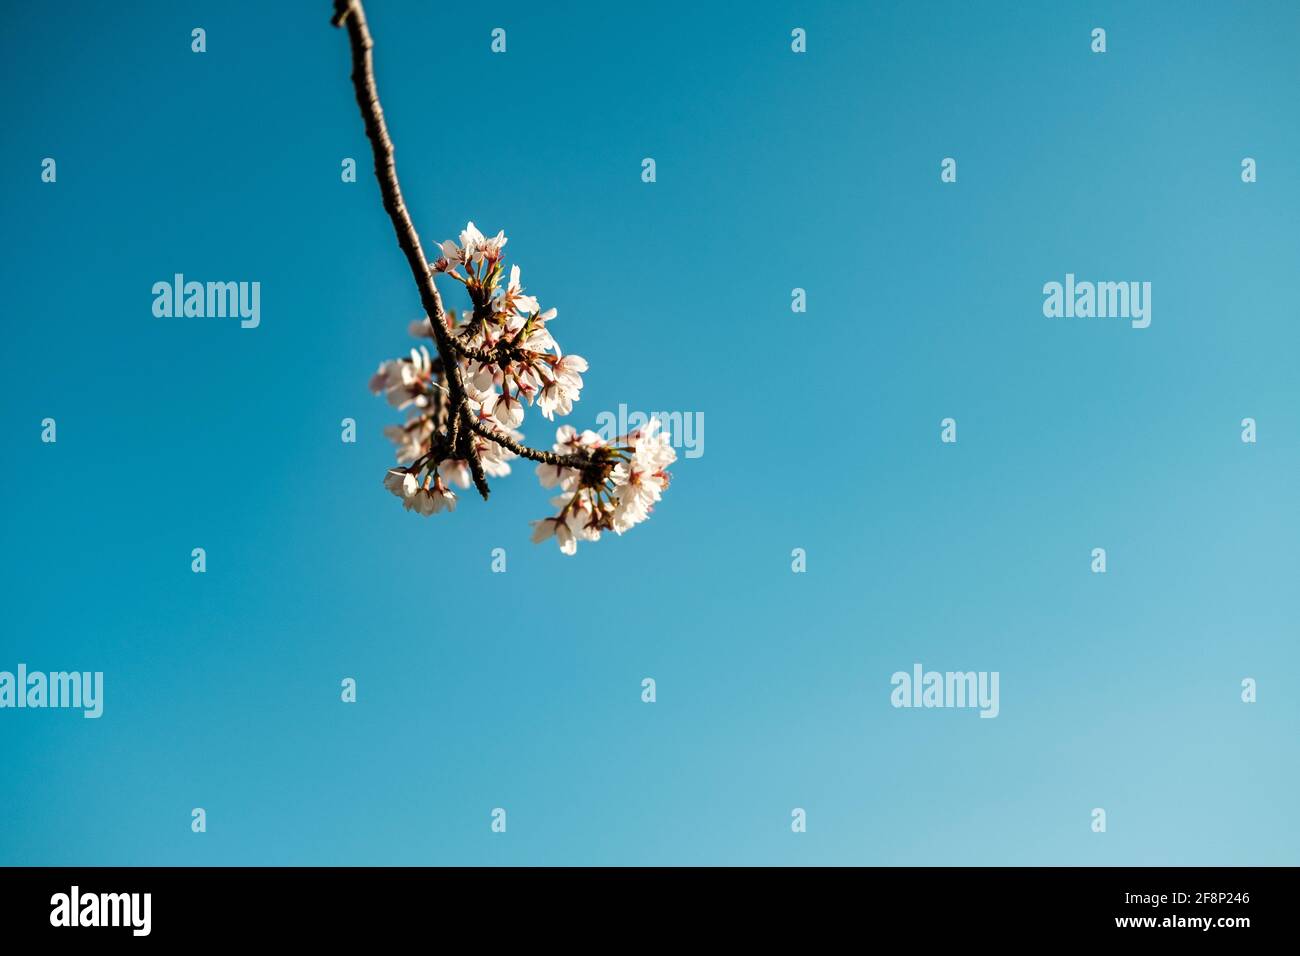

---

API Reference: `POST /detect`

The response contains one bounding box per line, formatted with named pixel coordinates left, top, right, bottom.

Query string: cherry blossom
left=525, top=419, right=676, bottom=554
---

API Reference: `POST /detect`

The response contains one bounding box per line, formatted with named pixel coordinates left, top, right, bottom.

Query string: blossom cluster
left=368, top=223, right=673, bottom=553
left=434, top=222, right=588, bottom=428
left=530, top=420, right=676, bottom=555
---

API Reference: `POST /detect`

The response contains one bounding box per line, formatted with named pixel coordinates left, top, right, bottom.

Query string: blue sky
left=2, top=0, right=1298, bottom=865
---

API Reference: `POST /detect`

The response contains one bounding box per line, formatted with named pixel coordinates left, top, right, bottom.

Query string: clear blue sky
left=2, top=0, right=1298, bottom=865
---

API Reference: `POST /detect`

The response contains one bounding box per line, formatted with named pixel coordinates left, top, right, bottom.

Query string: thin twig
left=464, top=416, right=587, bottom=467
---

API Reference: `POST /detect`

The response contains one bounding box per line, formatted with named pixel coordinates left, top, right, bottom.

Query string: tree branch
left=332, top=0, right=493, bottom=497
left=333, top=0, right=590, bottom=497
left=464, top=415, right=589, bottom=468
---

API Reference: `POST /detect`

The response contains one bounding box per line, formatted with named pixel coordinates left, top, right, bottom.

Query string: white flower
left=429, top=477, right=457, bottom=513
left=553, top=353, right=587, bottom=390
left=439, top=459, right=472, bottom=490
left=567, top=499, right=601, bottom=543
left=472, top=362, right=499, bottom=392
left=630, top=421, right=677, bottom=470
left=603, top=424, right=675, bottom=534
left=530, top=516, right=562, bottom=543
left=479, top=228, right=507, bottom=261
left=511, top=365, right=541, bottom=406
left=536, top=462, right=576, bottom=490
left=537, top=379, right=573, bottom=420
left=550, top=424, right=603, bottom=455
left=384, top=421, right=427, bottom=464
left=492, top=391, right=524, bottom=428
left=611, top=493, right=649, bottom=533
left=477, top=438, right=516, bottom=477
left=369, top=362, right=393, bottom=394
left=554, top=520, right=577, bottom=554
left=442, top=222, right=507, bottom=266
left=368, top=347, right=434, bottom=409
left=612, top=460, right=663, bottom=505
left=459, top=221, right=486, bottom=262
left=384, top=469, right=409, bottom=498
left=522, top=322, right=556, bottom=353
left=498, top=264, right=539, bottom=322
